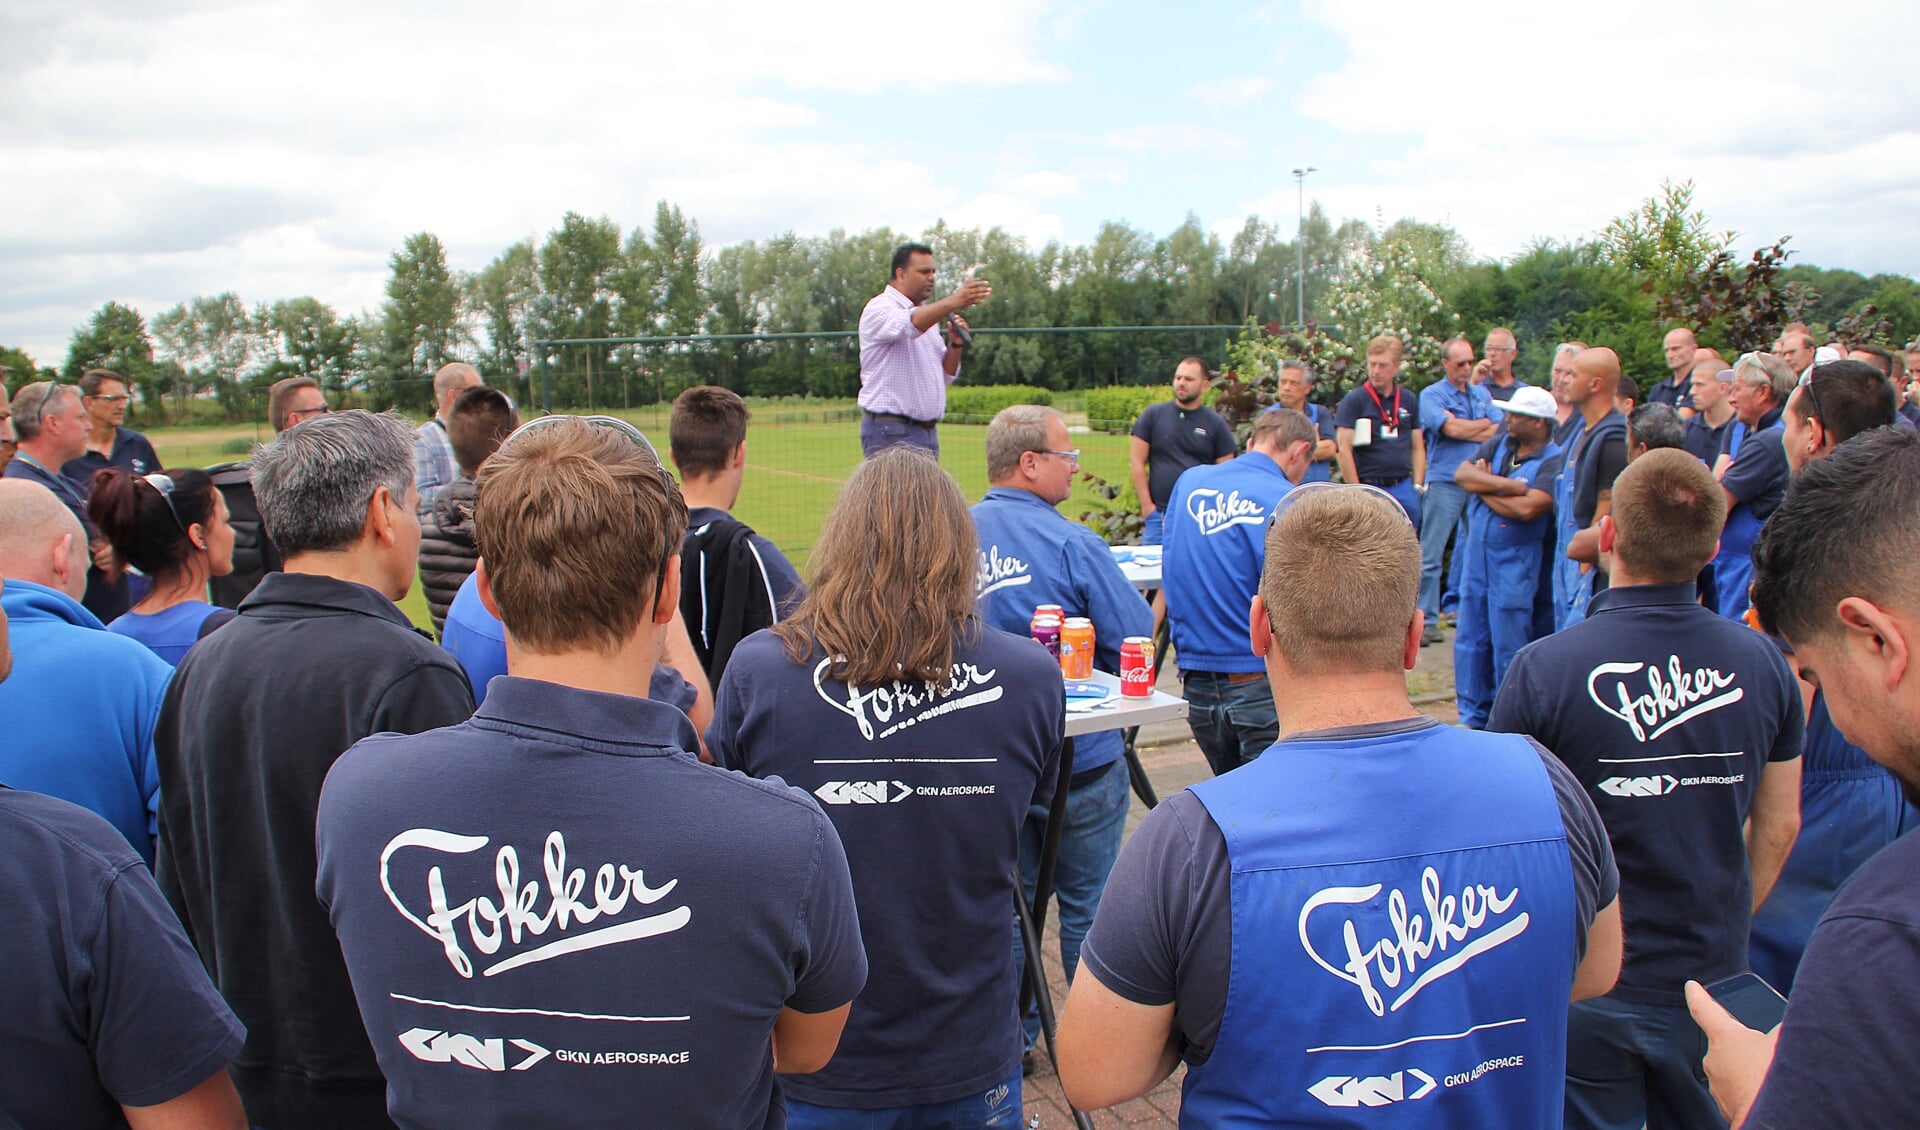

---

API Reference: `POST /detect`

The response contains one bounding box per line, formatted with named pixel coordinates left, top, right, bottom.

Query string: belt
left=1360, top=475, right=1407, bottom=488
left=863, top=409, right=940, bottom=428
left=1068, top=762, right=1116, bottom=791
left=1184, top=670, right=1268, bottom=685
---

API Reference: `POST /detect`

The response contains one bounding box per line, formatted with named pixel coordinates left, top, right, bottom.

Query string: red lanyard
left=1364, top=381, right=1401, bottom=423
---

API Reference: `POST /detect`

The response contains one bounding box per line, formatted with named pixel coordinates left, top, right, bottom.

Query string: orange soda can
left=1060, top=617, right=1095, bottom=680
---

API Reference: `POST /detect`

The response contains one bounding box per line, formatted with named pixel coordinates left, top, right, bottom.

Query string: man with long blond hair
left=1057, top=484, right=1620, bottom=1126
left=710, top=447, right=1062, bottom=1127
left=315, top=417, right=866, bottom=1129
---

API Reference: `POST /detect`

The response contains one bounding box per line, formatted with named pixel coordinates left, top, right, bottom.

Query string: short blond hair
left=1261, top=489, right=1419, bottom=674
left=1366, top=334, right=1404, bottom=359
left=474, top=418, right=688, bottom=654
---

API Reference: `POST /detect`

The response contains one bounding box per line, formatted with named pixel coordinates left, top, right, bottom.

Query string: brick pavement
left=1016, top=625, right=1459, bottom=1127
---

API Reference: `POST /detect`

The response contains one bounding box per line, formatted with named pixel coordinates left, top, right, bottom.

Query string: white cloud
left=0, top=0, right=1069, bottom=361
left=1273, top=0, right=1920, bottom=272
left=1189, top=75, right=1271, bottom=108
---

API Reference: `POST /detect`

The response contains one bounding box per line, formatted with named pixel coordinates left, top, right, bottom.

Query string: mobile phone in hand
left=1705, top=971, right=1788, bottom=1033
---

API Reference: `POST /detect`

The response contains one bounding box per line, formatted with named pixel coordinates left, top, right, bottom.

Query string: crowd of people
left=2, top=241, right=1919, bottom=1129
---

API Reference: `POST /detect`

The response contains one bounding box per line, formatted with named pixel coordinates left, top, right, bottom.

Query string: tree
left=1321, top=225, right=1459, bottom=391
left=65, top=301, right=158, bottom=406
left=469, top=241, right=539, bottom=399
left=1654, top=238, right=1817, bottom=354
left=266, top=297, right=357, bottom=388
left=378, top=232, right=464, bottom=409
left=534, top=213, right=623, bottom=408
left=1, top=345, right=48, bottom=394
left=1599, top=179, right=1734, bottom=305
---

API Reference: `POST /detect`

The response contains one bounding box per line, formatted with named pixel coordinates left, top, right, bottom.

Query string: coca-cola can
left=1120, top=636, right=1155, bottom=697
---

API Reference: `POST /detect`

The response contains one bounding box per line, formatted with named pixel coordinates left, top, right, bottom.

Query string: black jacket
left=153, top=572, right=474, bottom=1130
left=417, top=475, right=478, bottom=636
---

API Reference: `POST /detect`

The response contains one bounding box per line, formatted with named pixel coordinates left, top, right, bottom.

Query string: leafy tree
left=469, top=241, right=539, bottom=399
left=65, top=301, right=158, bottom=407
left=1322, top=226, right=1459, bottom=390
left=534, top=213, right=623, bottom=408
left=1599, top=179, right=1734, bottom=304
left=266, top=297, right=357, bottom=388
left=378, top=232, right=464, bottom=409
left=1654, top=238, right=1816, bottom=354
left=1, top=345, right=48, bottom=394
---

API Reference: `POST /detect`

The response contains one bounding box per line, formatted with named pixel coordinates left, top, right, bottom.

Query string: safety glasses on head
left=142, top=473, right=189, bottom=534
left=497, top=413, right=681, bottom=583
left=1267, top=480, right=1416, bottom=530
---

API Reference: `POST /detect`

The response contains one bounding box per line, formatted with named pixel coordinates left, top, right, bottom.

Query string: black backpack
left=679, top=516, right=778, bottom=688
left=205, top=462, right=283, bottom=610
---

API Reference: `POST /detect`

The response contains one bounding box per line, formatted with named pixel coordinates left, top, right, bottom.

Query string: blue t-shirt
left=1162, top=451, right=1296, bottom=674
left=1721, top=413, right=1790, bottom=522
left=1485, top=377, right=1531, bottom=403
left=1335, top=381, right=1419, bottom=481
left=1746, top=830, right=1920, bottom=1127
left=0, top=579, right=170, bottom=864
left=108, top=601, right=233, bottom=667
left=1489, top=582, right=1804, bottom=1004
left=708, top=627, right=1061, bottom=1108
left=1419, top=378, right=1500, bottom=480
left=0, top=787, right=244, bottom=1130
left=971, top=486, right=1152, bottom=774
left=1261, top=402, right=1337, bottom=482
left=440, top=571, right=697, bottom=713
left=316, top=676, right=867, bottom=1130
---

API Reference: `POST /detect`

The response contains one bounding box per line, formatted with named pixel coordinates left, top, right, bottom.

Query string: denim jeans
left=785, top=1062, right=1024, bottom=1130
left=859, top=413, right=939, bottom=458
left=1182, top=671, right=1279, bottom=776
left=1564, top=996, right=1724, bottom=1130
left=1014, top=757, right=1130, bottom=1046
left=1141, top=508, right=1165, bottom=545
left=1418, top=479, right=1469, bottom=619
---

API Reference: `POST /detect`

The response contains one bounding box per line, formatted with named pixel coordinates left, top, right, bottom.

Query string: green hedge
left=942, top=384, right=1053, bottom=422
left=1084, top=387, right=1160, bottom=433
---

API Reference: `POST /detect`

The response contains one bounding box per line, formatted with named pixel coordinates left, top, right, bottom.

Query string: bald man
left=414, top=361, right=483, bottom=516
left=1649, top=327, right=1699, bottom=418
left=0, top=480, right=173, bottom=863
left=1551, top=348, right=1630, bottom=630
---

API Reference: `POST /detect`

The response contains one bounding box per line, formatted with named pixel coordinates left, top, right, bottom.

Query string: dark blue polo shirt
left=63, top=426, right=161, bottom=482
left=707, top=627, right=1060, bottom=1109
left=316, top=676, right=867, bottom=1130
left=1490, top=582, right=1803, bottom=1005
left=1335, top=381, right=1418, bottom=482
left=1131, top=400, right=1236, bottom=509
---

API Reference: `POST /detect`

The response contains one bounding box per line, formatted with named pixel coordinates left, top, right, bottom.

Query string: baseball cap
left=1501, top=386, right=1558, bottom=420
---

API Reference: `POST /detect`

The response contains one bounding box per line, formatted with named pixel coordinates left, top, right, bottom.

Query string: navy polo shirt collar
left=1587, top=581, right=1699, bottom=615
left=238, top=571, right=424, bottom=634
left=474, top=675, right=701, bottom=756
left=981, top=485, right=1064, bottom=514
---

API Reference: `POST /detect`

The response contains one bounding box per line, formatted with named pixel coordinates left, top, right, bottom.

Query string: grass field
left=138, top=399, right=1138, bottom=631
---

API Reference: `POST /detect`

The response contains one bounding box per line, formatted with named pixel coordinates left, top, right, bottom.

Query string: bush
left=1084, top=386, right=1160, bottom=433
left=942, top=384, right=1053, bottom=423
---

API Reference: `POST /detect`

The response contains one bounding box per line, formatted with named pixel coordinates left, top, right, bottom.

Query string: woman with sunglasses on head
left=87, top=468, right=237, bottom=665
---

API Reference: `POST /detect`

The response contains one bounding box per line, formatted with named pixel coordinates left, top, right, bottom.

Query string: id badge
left=1381, top=426, right=1399, bottom=441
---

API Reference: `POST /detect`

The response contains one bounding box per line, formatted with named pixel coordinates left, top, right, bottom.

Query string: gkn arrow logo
left=1598, top=775, right=1679, bottom=797
left=814, top=780, right=914, bottom=805
left=398, top=1028, right=550, bottom=1071
left=1309, top=1069, right=1437, bottom=1108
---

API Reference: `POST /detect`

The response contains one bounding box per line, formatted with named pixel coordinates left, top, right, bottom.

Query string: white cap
left=1501, top=385, right=1559, bottom=420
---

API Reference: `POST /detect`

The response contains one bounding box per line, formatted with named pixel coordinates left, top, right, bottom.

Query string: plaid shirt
left=413, top=418, right=456, bottom=516
left=857, top=285, right=956, bottom=423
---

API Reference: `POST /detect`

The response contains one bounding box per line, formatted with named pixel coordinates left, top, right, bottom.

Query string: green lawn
left=139, top=402, right=1137, bottom=631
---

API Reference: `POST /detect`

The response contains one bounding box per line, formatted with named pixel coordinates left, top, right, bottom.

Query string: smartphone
left=1705, top=972, right=1788, bottom=1033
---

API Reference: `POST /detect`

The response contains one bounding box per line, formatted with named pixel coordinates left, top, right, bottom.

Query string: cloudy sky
left=5, top=0, right=1917, bottom=365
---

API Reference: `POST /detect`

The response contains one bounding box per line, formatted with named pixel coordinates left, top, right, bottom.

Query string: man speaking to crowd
left=857, top=244, right=990, bottom=458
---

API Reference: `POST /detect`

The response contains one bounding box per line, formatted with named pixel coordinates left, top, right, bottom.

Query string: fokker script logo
left=1300, top=867, right=1528, bottom=1017
left=1186, top=487, right=1267, bottom=535
left=975, top=545, right=1031, bottom=597
left=1587, top=657, right=1743, bottom=741
left=813, top=658, right=1003, bottom=741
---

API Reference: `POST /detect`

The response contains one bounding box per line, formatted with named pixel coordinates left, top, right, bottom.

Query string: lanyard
left=13, top=452, right=86, bottom=507
left=1363, top=381, right=1401, bottom=424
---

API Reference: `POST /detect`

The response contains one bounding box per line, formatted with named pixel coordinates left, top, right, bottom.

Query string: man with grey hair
left=413, top=361, right=482, bottom=516
left=155, top=410, right=474, bottom=1129
left=0, top=479, right=173, bottom=863
left=1265, top=360, right=1337, bottom=481
left=971, top=403, right=1152, bottom=1056
left=1712, top=352, right=1796, bottom=619
left=1774, top=330, right=1817, bottom=381
left=1551, top=342, right=1588, bottom=444
left=3, top=380, right=129, bottom=621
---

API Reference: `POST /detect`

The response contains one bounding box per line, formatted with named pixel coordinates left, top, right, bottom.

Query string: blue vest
left=1183, top=724, right=1576, bottom=1128
left=1714, top=419, right=1785, bottom=619
left=1552, top=413, right=1625, bottom=630
left=1302, top=404, right=1334, bottom=483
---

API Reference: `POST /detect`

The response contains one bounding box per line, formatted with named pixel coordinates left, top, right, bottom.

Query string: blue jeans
left=785, top=1062, right=1024, bottom=1129
left=1565, top=996, right=1724, bottom=1130
left=1418, top=479, right=1468, bottom=619
left=1141, top=508, right=1164, bottom=545
left=1182, top=672, right=1279, bottom=776
left=1015, top=757, right=1130, bottom=1046
left=860, top=412, right=939, bottom=458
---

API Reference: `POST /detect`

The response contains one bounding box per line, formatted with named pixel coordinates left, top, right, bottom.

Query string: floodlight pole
left=1292, top=166, right=1316, bottom=329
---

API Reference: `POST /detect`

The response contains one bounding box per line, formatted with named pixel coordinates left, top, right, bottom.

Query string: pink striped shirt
left=857, top=285, right=957, bottom=422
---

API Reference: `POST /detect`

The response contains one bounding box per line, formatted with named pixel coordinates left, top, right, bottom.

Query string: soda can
left=1120, top=636, right=1155, bottom=697
left=1060, top=617, right=1095, bottom=680
left=1035, top=604, right=1064, bottom=623
left=1030, top=611, right=1062, bottom=660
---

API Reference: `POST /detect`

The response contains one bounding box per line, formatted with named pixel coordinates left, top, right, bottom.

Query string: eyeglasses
left=28, top=383, right=71, bottom=432
left=1796, top=371, right=1827, bottom=431
left=286, top=402, right=331, bottom=422
left=143, top=473, right=189, bottom=534
left=1268, top=480, right=1416, bottom=529
left=1032, top=448, right=1080, bottom=466
left=86, top=393, right=131, bottom=404
left=1483, top=344, right=1516, bottom=354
